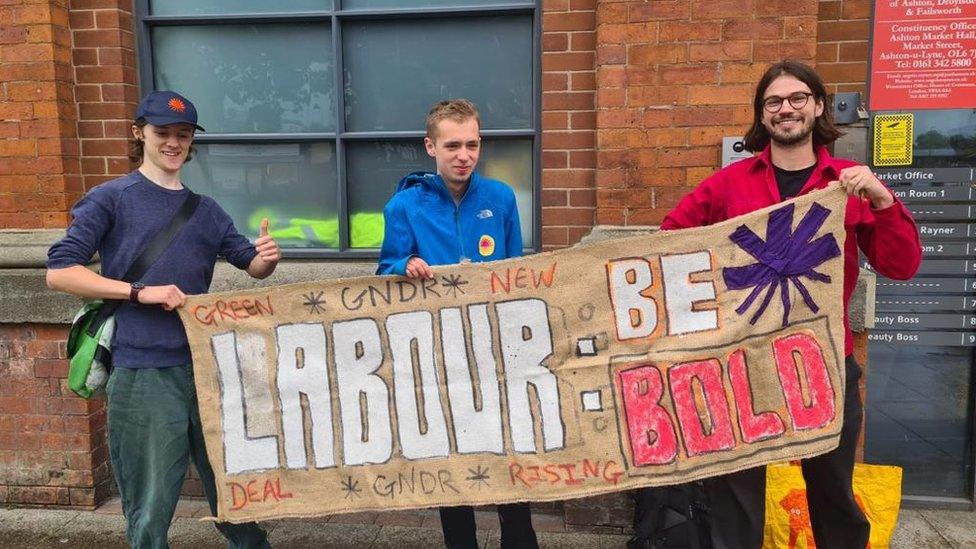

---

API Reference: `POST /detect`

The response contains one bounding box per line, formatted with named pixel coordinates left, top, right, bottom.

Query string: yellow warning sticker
left=872, top=114, right=913, bottom=167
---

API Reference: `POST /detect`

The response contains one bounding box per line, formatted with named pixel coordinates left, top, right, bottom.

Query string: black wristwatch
left=129, top=282, right=145, bottom=303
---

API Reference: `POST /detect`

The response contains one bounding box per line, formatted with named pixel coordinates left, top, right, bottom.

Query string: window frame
left=134, top=0, right=542, bottom=258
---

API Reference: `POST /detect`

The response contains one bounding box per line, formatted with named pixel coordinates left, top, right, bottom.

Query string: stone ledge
left=0, top=229, right=69, bottom=268
left=577, top=225, right=658, bottom=245
left=0, top=229, right=377, bottom=324
left=0, top=262, right=376, bottom=324
left=853, top=269, right=875, bottom=331
left=0, top=269, right=85, bottom=324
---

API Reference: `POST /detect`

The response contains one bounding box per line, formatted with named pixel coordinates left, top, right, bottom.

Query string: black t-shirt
left=773, top=163, right=816, bottom=200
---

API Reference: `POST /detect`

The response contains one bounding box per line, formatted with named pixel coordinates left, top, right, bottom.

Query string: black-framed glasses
left=762, top=92, right=815, bottom=113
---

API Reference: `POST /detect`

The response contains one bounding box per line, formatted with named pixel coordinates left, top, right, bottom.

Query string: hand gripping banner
left=177, top=187, right=849, bottom=523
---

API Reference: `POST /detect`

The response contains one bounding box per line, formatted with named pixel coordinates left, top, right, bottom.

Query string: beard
left=766, top=114, right=815, bottom=146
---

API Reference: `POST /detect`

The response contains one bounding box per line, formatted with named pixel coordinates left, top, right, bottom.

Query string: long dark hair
left=742, top=60, right=843, bottom=152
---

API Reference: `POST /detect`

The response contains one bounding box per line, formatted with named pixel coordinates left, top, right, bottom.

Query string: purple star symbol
left=722, top=202, right=842, bottom=327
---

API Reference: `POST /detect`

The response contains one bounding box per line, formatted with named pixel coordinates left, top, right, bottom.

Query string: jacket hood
left=395, top=171, right=437, bottom=193
left=395, top=171, right=480, bottom=200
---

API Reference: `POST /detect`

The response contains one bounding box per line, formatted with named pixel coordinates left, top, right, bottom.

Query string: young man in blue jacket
left=376, top=99, right=537, bottom=549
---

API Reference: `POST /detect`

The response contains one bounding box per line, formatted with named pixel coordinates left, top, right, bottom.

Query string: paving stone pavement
left=0, top=498, right=973, bottom=548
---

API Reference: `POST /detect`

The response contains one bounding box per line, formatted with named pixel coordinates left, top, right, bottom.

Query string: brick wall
left=0, top=0, right=146, bottom=506
left=0, top=325, right=112, bottom=507
left=817, top=0, right=871, bottom=96
left=594, top=0, right=820, bottom=225
left=540, top=0, right=598, bottom=251
left=69, top=0, right=138, bottom=193
left=0, top=0, right=79, bottom=229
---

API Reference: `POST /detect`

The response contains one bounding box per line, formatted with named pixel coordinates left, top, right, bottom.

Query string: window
left=137, top=0, right=540, bottom=256
left=865, top=109, right=976, bottom=502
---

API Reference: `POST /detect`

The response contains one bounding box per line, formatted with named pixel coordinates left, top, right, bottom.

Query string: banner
left=178, top=187, right=849, bottom=523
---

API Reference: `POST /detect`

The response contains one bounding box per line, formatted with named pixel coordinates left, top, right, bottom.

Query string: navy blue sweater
left=47, top=171, right=257, bottom=368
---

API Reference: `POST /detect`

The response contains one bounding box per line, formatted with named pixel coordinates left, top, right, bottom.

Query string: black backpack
left=627, top=483, right=712, bottom=549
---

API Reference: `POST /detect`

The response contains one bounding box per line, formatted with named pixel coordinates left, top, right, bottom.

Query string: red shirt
left=661, top=145, right=922, bottom=356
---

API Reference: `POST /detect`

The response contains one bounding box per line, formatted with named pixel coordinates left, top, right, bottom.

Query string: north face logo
left=477, top=209, right=493, bottom=219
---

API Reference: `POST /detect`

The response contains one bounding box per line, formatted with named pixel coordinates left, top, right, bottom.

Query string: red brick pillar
left=0, top=0, right=80, bottom=229
left=0, top=0, right=139, bottom=508
left=69, top=0, right=139, bottom=192
left=541, top=0, right=598, bottom=250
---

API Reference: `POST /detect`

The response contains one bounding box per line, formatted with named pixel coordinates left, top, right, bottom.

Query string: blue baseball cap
left=135, top=90, right=206, bottom=132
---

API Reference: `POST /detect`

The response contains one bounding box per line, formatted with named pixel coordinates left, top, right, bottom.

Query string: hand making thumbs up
left=254, top=217, right=281, bottom=264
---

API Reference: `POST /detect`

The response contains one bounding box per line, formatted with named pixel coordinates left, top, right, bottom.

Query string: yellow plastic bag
left=763, top=462, right=902, bottom=549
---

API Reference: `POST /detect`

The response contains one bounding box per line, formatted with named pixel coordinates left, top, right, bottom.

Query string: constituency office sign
left=179, top=188, right=849, bottom=523
left=869, top=0, right=976, bottom=110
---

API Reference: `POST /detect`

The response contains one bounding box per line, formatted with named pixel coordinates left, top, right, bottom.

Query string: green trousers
left=107, top=364, right=270, bottom=549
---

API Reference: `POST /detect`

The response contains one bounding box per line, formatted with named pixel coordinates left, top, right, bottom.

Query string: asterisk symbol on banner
left=341, top=476, right=362, bottom=499
left=441, top=274, right=469, bottom=298
left=302, top=291, right=326, bottom=314
left=722, top=202, right=842, bottom=327
left=465, top=465, right=491, bottom=489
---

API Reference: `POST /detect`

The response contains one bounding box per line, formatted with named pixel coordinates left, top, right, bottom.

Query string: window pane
left=865, top=108, right=976, bottom=499
left=153, top=24, right=335, bottom=134
left=346, top=138, right=533, bottom=248
left=342, top=16, right=532, bottom=132
left=181, top=143, right=339, bottom=249
left=343, top=0, right=527, bottom=8
left=865, top=346, right=973, bottom=498
left=910, top=109, right=976, bottom=168
left=481, top=139, right=534, bottom=248
left=345, top=141, right=427, bottom=248
left=150, top=0, right=329, bottom=16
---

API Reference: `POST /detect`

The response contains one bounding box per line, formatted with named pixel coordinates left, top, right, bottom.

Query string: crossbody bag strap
left=122, top=190, right=201, bottom=283
left=88, top=191, right=201, bottom=332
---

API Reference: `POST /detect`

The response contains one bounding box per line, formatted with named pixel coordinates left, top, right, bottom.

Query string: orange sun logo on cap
left=479, top=235, right=495, bottom=257
left=167, top=97, right=187, bottom=113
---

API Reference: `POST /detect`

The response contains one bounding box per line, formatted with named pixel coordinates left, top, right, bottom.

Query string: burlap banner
left=178, top=186, right=849, bottom=523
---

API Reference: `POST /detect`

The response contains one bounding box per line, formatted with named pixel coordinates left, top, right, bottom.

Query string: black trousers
left=800, top=356, right=871, bottom=548
left=439, top=503, right=538, bottom=549
left=703, top=356, right=870, bottom=549
left=702, top=466, right=766, bottom=549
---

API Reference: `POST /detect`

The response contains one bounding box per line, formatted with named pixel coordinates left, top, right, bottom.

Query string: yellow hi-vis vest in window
left=248, top=210, right=384, bottom=248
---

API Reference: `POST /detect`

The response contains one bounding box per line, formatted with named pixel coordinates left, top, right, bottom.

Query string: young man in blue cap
left=377, top=99, right=537, bottom=549
left=47, top=91, right=280, bottom=548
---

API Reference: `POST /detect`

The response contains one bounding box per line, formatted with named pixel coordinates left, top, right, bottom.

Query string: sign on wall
left=869, top=0, right=976, bottom=111
left=178, top=188, right=849, bottom=523
left=872, top=113, right=914, bottom=166
left=869, top=169, right=976, bottom=348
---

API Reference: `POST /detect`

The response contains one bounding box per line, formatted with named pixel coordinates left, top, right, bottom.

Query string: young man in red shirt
left=661, top=60, right=921, bottom=548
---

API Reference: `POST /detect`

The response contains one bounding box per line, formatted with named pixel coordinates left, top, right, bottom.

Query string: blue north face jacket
left=376, top=171, right=523, bottom=275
